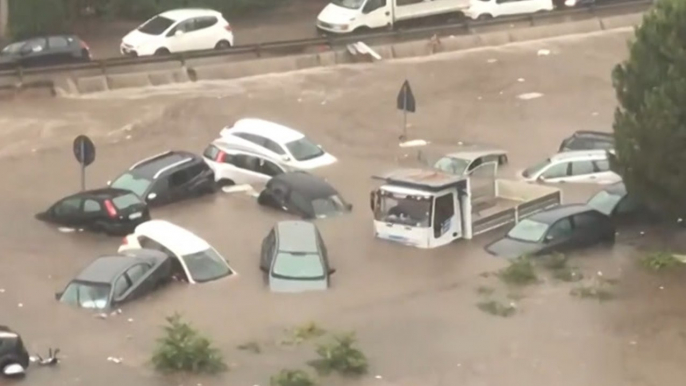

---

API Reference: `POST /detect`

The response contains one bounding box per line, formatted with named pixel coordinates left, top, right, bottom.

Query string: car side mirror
left=54, top=291, right=63, bottom=300
left=106, top=180, right=111, bottom=186
left=147, top=193, right=157, bottom=200
left=328, top=268, right=336, bottom=275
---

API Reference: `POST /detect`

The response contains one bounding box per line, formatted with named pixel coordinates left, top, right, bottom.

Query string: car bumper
left=316, top=20, right=352, bottom=34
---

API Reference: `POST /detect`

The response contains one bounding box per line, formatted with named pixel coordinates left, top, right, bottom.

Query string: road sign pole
left=80, top=141, right=85, bottom=191
left=402, top=90, right=408, bottom=140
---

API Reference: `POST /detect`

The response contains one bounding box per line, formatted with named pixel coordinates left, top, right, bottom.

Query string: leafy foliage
left=280, top=322, right=327, bottom=346
left=641, top=251, right=682, bottom=271
left=270, top=369, right=318, bottom=386
left=308, top=332, right=368, bottom=377
left=151, top=313, right=227, bottom=374
left=498, top=256, right=538, bottom=285
left=477, top=299, right=517, bottom=317
left=610, top=0, right=686, bottom=217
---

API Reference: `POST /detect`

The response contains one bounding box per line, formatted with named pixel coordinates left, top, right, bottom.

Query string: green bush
left=476, top=300, right=516, bottom=317
left=498, top=256, right=537, bottom=285
left=308, top=332, right=368, bottom=377
left=641, top=251, right=681, bottom=271
left=271, top=369, right=318, bottom=386
left=151, top=313, right=227, bottom=374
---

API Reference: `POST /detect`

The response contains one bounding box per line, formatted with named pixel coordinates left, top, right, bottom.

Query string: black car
left=108, top=150, right=216, bottom=207
left=558, top=131, right=614, bottom=152
left=0, top=326, right=30, bottom=377
left=485, top=204, right=615, bottom=258
left=0, top=35, right=91, bottom=70
left=56, top=249, right=172, bottom=311
left=35, top=188, right=150, bottom=235
left=586, top=182, right=654, bottom=223
left=257, top=171, right=352, bottom=219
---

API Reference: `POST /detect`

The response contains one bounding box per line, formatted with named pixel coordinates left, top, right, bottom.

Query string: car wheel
left=215, top=40, right=231, bottom=49
left=154, top=48, right=170, bottom=56
left=477, top=14, right=493, bottom=20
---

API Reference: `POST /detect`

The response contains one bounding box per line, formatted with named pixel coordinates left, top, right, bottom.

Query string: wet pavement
left=2, top=28, right=686, bottom=386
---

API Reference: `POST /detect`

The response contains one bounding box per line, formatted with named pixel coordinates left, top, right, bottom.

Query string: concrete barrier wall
left=3, top=13, right=645, bottom=97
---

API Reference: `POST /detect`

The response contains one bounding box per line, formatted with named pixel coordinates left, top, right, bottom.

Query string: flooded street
left=2, top=27, right=686, bottom=386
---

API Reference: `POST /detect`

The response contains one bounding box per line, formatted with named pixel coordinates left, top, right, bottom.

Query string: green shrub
left=270, top=369, right=317, bottom=386
left=237, top=340, right=261, bottom=354
left=477, top=300, right=516, bottom=317
left=151, top=313, right=227, bottom=374
left=308, top=332, right=368, bottom=377
left=570, top=285, right=613, bottom=301
left=498, top=256, right=537, bottom=285
left=641, top=251, right=681, bottom=271
left=280, top=322, right=327, bottom=346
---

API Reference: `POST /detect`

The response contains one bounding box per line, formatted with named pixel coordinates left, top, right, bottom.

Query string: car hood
left=317, top=3, right=359, bottom=25
left=122, top=29, right=158, bottom=48
left=269, top=276, right=328, bottom=293
left=485, top=237, right=543, bottom=258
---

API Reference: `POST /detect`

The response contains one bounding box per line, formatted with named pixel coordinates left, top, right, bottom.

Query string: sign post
left=72, top=135, right=96, bottom=191
left=396, top=80, right=416, bottom=141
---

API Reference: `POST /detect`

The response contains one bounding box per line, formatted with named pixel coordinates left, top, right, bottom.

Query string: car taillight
left=80, top=40, right=90, bottom=50
left=216, top=151, right=227, bottom=162
left=224, top=24, right=232, bottom=32
left=104, top=200, right=118, bottom=218
left=122, top=237, right=128, bottom=245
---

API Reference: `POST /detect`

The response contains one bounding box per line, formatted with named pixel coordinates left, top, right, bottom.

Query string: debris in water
left=107, top=357, right=123, bottom=364
left=517, top=92, right=543, bottom=100
left=127, top=318, right=134, bottom=323
left=477, top=96, right=482, bottom=100
left=487, top=58, right=497, bottom=63
left=0, top=288, right=4, bottom=293
left=125, top=135, right=132, bottom=140
left=297, top=98, right=302, bottom=102
left=592, top=112, right=599, bottom=116
left=629, top=341, right=637, bottom=345
left=659, top=286, right=665, bottom=290
left=537, top=49, right=551, bottom=56
left=399, top=139, right=429, bottom=148
left=17, top=303, right=23, bottom=308
left=640, top=231, right=645, bottom=236
left=95, top=313, right=108, bottom=319
left=222, top=184, right=255, bottom=194
left=321, top=100, right=327, bottom=105
left=58, top=227, right=76, bottom=233
left=499, top=91, right=504, bottom=95
left=375, top=375, right=383, bottom=379
left=517, top=78, right=525, bottom=82
left=597, top=271, right=603, bottom=277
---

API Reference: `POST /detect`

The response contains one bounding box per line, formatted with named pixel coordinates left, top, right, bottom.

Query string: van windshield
left=332, top=0, right=366, bottom=9
left=375, top=193, right=431, bottom=227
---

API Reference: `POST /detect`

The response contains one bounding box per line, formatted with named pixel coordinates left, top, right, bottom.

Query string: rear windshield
left=312, top=195, right=349, bottom=218
left=111, top=172, right=152, bottom=198
left=138, top=16, right=175, bottom=35
left=181, top=249, right=233, bottom=283
left=112, top=193, right=143, bottom=210
left=60, top=281, right=111, bottom=309
left=273, top=253, right=325, bottom=279
left=285, top=137, right=324, bottom=162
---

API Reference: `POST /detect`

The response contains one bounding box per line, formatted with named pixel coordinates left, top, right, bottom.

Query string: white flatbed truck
left=369, top=166, right=562, bottom=248
left=316, top=0, right=470, bottom=34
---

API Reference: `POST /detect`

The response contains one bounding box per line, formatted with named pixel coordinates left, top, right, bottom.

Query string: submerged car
left=520, top=150, right=621, bottom=185
left=219, top=118, right=337, bottom=170
left=0, top=35, right=91, bottom=70
left=257, top=172, right=352, bottom=219
left=202, top=139, right=292, bottom=187
left=0, top=326, right=30, bottom=378
left=56, top=250, right=172, bottom=311
left=119, top=220, right=236, bottom=284
left=586, top=182, right=654, bottom=223
left=35, top=188, right=150, bottom=235
left=485, top=204, right=615, bottom=258
left=260, top=221, right=335, bottom=292
left=432, top=148, right=508, bottom=177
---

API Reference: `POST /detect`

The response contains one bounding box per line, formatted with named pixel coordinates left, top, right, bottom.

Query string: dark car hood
left=485, top=237, right=543, bottom=258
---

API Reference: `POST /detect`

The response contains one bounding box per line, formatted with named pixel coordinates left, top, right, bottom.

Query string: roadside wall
left=0, top=13, right=643, bottom=98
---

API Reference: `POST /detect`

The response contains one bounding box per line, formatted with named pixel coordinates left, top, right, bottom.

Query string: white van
left=316, top=0, right=469, bottom=34
left=463, top=0, right=554, bottom=20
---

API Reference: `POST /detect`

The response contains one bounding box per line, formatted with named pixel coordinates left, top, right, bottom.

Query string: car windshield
left=506, top=219, right=549, bottom=242
left=285, top=137, right=324, bottom=161
left=112, top=193, right=143, bottom=209
left=111, top=173, right=152, bottom=198
left=181, top=249, right=233, bottom=283
left=0, top=42, right=23, bottom=55
left=59, top=282, right=111, bottom=309
left=587, top=190, right=622, bottom=216
left=138, top=16, right=175, bottom=35
left=434, top=156, right=470, bottom=176
left=312, top=195, right=348, bottom=218
left=332, top=0, right=366, bottom=9
left=272, top=252, right=325, bottom=280
left=522, top=159, right=550, bottom=178
left=375, top=193, right=432, bottom=227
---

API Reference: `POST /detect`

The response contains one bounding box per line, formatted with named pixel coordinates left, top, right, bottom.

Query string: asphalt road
left=3, top=28, right=686, bottom=386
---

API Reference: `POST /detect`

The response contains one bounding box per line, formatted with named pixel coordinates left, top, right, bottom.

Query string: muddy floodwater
left=2, top=28, right=686, bottom=386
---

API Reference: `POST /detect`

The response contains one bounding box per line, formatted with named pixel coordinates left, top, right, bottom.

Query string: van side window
left=363, top=0, right=386, bottom=13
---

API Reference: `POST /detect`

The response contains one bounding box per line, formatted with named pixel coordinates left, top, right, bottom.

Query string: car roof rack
left=129, top=151, right=173, bottom=170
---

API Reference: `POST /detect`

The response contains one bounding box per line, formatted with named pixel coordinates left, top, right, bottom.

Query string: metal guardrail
left=0, top=0, right=650, bottom=79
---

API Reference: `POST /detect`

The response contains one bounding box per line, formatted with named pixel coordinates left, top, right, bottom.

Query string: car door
left=110, top=274, right=132, bottom=307
left=360, top=0, right=391, bottom=29
left=119, top=263, right=154, bottom=302
left=591, top=158, right=619, bottom=184
left=568, top=160, right=597, bottom=183
left=230, top=154, right=272, bottom=184
left=82, top=198, right=105, bottom=226
left=165, top=18, right=197, bottom=52
left=49, top=196, right=86, bottom=227
left=260, top=230, right=276, bottom=280
left=189, top=16, right=220, bottom=50
left=146, top=176, right=172, bottom=205
left=167, top=168, right=194, bottom=201
left=232, top=133, right=280, bottom=158
left=540, top=217, right=574, bottom=254
left=138, top=236, right=188, bottom=281
left=570, top=212, right=606, bottom=247
left=183, top=162, right=214, bottom=195
left=538, top=161, right=571, bottom=183
left=46, top=36, right=74, bottom=65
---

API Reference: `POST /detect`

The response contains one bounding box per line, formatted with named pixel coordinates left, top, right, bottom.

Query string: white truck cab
left=370, top=166, right=562, bottom=249
left=317, top=0, right=469, bottom=34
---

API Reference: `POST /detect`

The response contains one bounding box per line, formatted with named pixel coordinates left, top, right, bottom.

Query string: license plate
left=129, top=212, right=142, bottom=220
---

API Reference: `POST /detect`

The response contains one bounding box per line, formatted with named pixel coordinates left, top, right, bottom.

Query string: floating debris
left=517, top=92, right=543, bottom=100
left=537, top=49, right=551, bottom=56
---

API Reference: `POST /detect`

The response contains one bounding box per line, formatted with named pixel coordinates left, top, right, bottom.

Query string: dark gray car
left=485, top=204, right=615, bottom=258
left=260, top=221, right=335, bottom=292
left=56, top=249, right=172, bottom=310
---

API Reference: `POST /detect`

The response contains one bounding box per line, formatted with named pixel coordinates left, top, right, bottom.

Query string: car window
left=53, top=197, right=83, bottom=216
left=587, top=190, right=622, bottom=216
left=285, top=137, right=324, bottom=161
left=594, top=159, right=610, bottom=172
left=571, top=160, right=596, bottom=176
left=171, top=18, right=196, bottom=34
left=194, top=16, right=218, bottom=30
left=169, top=169, right=191, bottom=187
left=59, top=282, right=110, bottom=309
left=467, top=158, right=483, bottom=172
left=48, top=37, right=69, bottom=48
left=264, top=139, right=286, bottom=155
left=181, top=249, right=233, bottom=282
left=112, top=193, right=143, bottom=210
left=125, top=264, right=150, bottom=284
left=573, top=213, right=601, bottom=229
left=507, top=218, right=549, bottom=242
left=312, top=195, right=348, bottom=217
left=22, top=38, right=47, bottom=54
left=1, top=42, right=24, bottom=55
left=547, top=218, right=573, bottom=239
left=434, top=157, right=470, bottom=176
left=234, top=132, right=266, bottom=146
left=289, top=191, right=313, bottom=215
left=83, top=199, right=101, bottom=213
left=541, top=162, right=569, bottom=178
left=522, top=159, right=550, bottom=178
left=112, top=275, right=131, bottom=299
left=232, top=154, right=260, bottom=172
left=203, top=145, right=220, bottom=160
left=258, top=158, right=284, bottom=177
left=138, top=16, right=175, bottom=35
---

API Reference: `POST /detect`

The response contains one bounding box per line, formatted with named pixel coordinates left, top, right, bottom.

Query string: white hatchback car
left=202, top=139, right=292, bottom=187
left=520, top=150, right=621, bottom=185
left=219, top=118, right=337, bottom=170
left=464, top=0, right=554, bottom=20
left=119, top=220, right=236, bottom=284
left=120, top=8, right=234, bottom=57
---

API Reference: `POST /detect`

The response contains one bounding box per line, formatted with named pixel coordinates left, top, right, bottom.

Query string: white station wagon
left=219, top=118, right=337, bottom=170
left=202, top=139, right=292, bottom=187
left=520, top=150, right=621, bottom=185
left=118, top=220, right=236, bottom=284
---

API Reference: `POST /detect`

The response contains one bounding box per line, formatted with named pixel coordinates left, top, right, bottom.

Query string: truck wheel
left=477, top=14, right=493, bottom=20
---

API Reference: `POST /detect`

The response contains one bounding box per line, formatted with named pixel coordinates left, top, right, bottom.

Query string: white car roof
left=228, top=118, right=305, bottom=143
left=159, top=8, right=222, bottom=21
left=134, top=220, right=211, bottom=256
